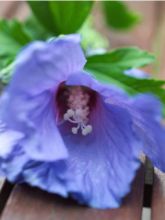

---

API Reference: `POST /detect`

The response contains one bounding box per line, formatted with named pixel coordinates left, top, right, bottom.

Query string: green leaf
left=28, top=1, right=93, bottom=35
left=24, top=16, right=51, bottom=40
left=28, top=1, right=56, bottom=33
left=0, top=33, right=20, bottom=57
left=0, top=61, right=15, bottom=84
left=0, top=19, right=32, bottom=83
left=50, top=1, right=93, bottom=34
left=86, top=47, right=155, bottom=72
left=86, top=47, right=165, bottom=105
left=0, top=19, right=32, bottom=57
left=0, top=20, right=32, bottom=45
left=87, top=68, right=165, bottom=103
left=102, top=1, right=140, bottom=30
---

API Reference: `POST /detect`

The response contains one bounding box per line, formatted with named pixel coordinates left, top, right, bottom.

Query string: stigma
left=63, top=87, right=93, bottom=136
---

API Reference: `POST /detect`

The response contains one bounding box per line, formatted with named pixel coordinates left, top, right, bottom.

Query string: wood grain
left=0, top=166, right=145, bottom=220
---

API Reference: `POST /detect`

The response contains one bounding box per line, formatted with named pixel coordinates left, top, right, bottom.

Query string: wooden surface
left=0, top=167, right=144, bottom=220
left=0, top=180, right=5, bottom=191
left=0, top=1, right=165, bottom=220
left=0, top=181, right=13, bottom=216
left=151, top=170, right=165, bottom=220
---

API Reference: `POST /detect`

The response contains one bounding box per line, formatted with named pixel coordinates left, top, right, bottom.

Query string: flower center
left=63, top=87, right=92, bottom=136
left=56, top=84, right=97, bottom=136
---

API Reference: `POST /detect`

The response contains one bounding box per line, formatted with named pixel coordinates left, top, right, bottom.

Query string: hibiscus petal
left=59, top=97, right=140, bottom=208
left=0, top=90, right=68, bottom=161
left=9, top=34, right=86, bottom=95
left=131, top=94, right=162, bottom=120
left=22, top=160, right=68, bottom=197
left=0, top=129, right=24, bottom=158
left=68, top=73, right=165, bottom=172
left=0, top=146, right=68, bottom=197
left=0, top=124, right=69, bottom=195
left=22, top=108, right=68, bottom=161
left=66, top=71, right=128, bottom=100
left=0, top=146, right=29, bottom=182
left=131, top=95, right=165, bottom=171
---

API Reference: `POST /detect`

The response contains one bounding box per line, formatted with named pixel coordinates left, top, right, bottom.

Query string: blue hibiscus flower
left=0, top=35, right=164, bottom=209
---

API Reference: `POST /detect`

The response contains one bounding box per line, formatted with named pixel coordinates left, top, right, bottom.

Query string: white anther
left=63, top=113, right=69, bottom=121
left=72, top=127, right=78, bottom=134
left=64, top=109, right=75, bottom=120
left=86, top=125, right=93, bottom=133
left=67, top=109, right=74, bottom=117
left=82, top=129, right=88, bottom=136
left=82, top=125, right=93, bottom=136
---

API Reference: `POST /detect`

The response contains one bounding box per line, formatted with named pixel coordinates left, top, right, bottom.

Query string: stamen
left=82, top=125, right=92, bottom=136
left=63, top=87, right=93, bottom=136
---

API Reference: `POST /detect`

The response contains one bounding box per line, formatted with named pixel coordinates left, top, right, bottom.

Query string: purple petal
left=0, top=146, right=68, bottom=197
left=0, top=129, right=24, bottom=158
left=0, top=35, right=86, bottom=161
left=0, top=146, right=30, bottom=182
left=22, top=107, right=68, bottom=161
left=66, top=71, right=128, bottom=100
left=130, top=94, right=162, bottom=120
left=58, top=97, right=140, bottom=208
left=0, top=88, right=68, bottom=161
left=107, top=92, right=165, bottom=172
left=130, top=95, right=165, bottom=171
left=22, top=160, right=68, bottom=197
left=10, top=34, right=86, bottom=95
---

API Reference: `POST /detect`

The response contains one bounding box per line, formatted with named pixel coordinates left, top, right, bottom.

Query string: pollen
left=63, top=87, right=93, bottom=136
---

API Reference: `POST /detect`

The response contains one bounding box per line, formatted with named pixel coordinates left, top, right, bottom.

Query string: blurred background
left=0, top=1, right=165, bottom=80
